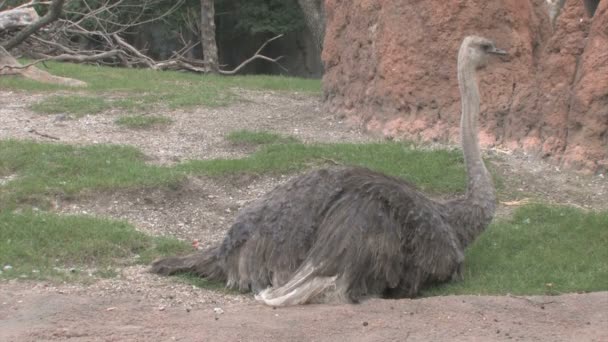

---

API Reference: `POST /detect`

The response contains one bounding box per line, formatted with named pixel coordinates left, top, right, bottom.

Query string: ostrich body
left=151, top=36, right=506, bottom=306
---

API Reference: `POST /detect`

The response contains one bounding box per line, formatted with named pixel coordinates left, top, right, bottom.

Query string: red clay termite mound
left=322, top=0, right=607, bottom=172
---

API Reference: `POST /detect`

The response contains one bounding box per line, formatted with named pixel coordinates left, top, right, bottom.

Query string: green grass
left=180, top=142, right=468, bottom=194
left=0, top=138, right=468, bottom=210
left=30, top=95, right=110, bottom=116
left=226, top=130, right=299, bottom=146
left=0, top=140, right=182, bottom=210
left=425, top=204, right=608, bottom=296
left=30, top=95, right=157, bottom=116
left=0, top=211, right=190, bottom=281
left=0, top=137, right=468, bottom=284
left=0, top=61, right=320, bottom=115
left=2, top=136, right=604, bottom=295
left=115, top=115, right=173, bottom=129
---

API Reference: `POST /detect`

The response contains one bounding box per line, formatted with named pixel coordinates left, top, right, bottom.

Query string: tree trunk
left=297, top=0, right=325, bottom=52
left=200, top=0, right=219, bottom=73
left=0, top=7, right=40, bottom=30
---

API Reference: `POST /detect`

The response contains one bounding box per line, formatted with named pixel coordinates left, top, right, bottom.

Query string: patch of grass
left=217, top=74, right=321, bottom=93
left=0, top=211, right=190, bottom=281
left=1, top=61, right=321, bottom=114
left=0, top=139, right=470, bottom=211
left=0, top=140, right=182, bottom=210
left=110, top=96, right=156, bottom=112
left=30, top=95, right=110, bottom=116
left=30, top=95, right=159, bottom=116
left=93, top=268, right=120, bottom=279
left=181, top=142, right=468, bottom=194
left=138, top=237, right=192, bottom=264
left=425, top=204, right=608, bottom=296
left=1, top=139, right=604, bottom=296
left=115, top=115, right=173, bottom=129
left=226, top=130, right=299, bottom=146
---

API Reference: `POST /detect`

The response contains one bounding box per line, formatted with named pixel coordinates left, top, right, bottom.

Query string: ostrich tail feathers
left=255, top=263, right=338, bottom=306
left=150, top=247, right=225, bottom=281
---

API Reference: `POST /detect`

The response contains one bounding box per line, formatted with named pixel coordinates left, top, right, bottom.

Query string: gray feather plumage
left=152, top=167, right=470, bottom=303
left=151, top=36, right=502, bottom=305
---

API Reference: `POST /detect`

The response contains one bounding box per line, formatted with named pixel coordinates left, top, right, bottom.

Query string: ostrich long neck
left=451, top=45, right=496, bottom=246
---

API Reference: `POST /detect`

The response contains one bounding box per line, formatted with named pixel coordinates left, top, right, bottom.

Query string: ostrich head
left=460, top=36, right=508, bottom=69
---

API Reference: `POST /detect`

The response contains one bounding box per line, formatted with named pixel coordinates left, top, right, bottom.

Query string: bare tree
left=199, top=0, right=218, bottom=73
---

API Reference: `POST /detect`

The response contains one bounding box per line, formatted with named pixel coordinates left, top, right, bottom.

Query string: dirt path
left=1, top=282, right=606, bottom=342
left=0, top=285, right=608, bottom=342
left=0, top=89, right=606, bottom=341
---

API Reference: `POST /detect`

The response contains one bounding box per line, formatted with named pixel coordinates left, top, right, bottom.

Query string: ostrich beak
left=488, top=47, right=508, bottom=56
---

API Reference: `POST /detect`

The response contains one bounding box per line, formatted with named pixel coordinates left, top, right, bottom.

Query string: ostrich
left=151, top=36, right=507, bottom=306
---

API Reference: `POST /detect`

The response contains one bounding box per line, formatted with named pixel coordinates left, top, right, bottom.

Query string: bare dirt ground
left=0, top=89, right=606, bottom=341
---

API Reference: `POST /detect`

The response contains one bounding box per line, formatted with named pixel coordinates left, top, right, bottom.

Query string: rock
left=322, top=0, right=607, bottom=173
left=213, top=307, right=224, bottom=315
left=561, top=0, right=608, bottom=171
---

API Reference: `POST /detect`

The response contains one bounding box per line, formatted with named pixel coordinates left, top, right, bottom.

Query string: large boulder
left=322, top=0, right=607, bottom=172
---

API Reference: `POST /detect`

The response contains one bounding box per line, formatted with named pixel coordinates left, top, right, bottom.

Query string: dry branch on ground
left=0, top=0, right=287, bottom=86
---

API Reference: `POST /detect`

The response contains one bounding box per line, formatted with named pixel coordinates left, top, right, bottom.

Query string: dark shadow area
left=584, top=0, right=600, bottom=17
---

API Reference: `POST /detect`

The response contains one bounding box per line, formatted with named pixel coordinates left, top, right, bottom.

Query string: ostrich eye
left=481, top=43, right=492, bottom=51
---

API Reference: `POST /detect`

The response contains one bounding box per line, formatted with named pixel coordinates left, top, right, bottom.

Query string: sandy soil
left=0, top=89, right=606, bottom=341
left=1, top=283, right=606, bottom=342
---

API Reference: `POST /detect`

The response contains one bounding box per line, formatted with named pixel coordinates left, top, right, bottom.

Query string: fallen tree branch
left=0, top=45, right=86, bottom=87
left=15, top=1, right=54, bottom=10
left=111, top=33, right=155, bottom=68
left=61, top=0, right=185, bottom=34
left=36, top=50, right=122, bottom=63
left=1, top=5, right=287, bottom=79
left=220, top=54, right=285, bottom=75
left=31, top=35, right=80, bottom=54
left=26, top=128, right=60, bottom=140
left=0, top=7, right=40, bottom=30
left=0, top=50, right=122, bottom=71
left=219, top=34, right=287, bottom=75
left=2, top=0, right=66, bottom=50
left=154, top=59, right=208, bottom=73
